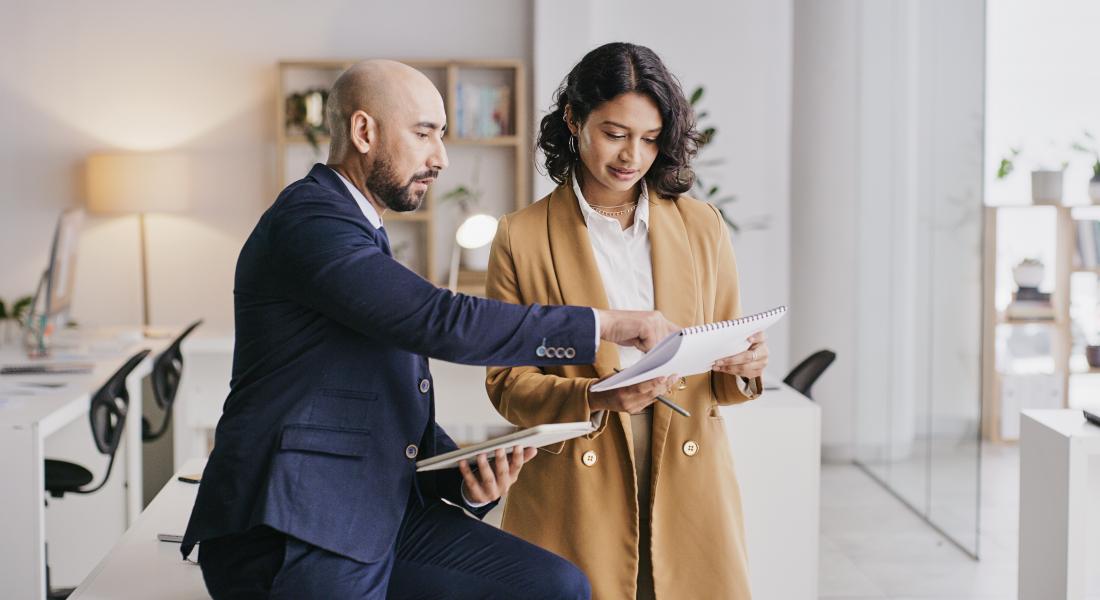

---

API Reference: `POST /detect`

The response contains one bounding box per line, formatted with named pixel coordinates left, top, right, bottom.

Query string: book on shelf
left=455, top=83, right=512, bottom=139
left=1075, top=220, right=1100, bottom=269
left=1014, top=286, right=1051, bottom=303
left=1005, top=299, right=1055, bottom=321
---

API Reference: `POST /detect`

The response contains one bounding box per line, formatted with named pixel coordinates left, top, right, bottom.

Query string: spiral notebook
left=591, top=305, right=788, bottom=392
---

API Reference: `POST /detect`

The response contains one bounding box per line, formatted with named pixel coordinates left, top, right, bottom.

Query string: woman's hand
left=589, top=374, right=678, bottom=414
left=459, top=446, right=538, bottom=505
left=712, top=332, right=768, bottom=379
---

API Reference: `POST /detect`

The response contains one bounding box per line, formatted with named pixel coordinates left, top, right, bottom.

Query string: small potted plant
left=995, top=146, right=1067, bottom=205
left=1012, top=258, right=1045, bottom=290
left=1071, top=131, right=1100, bottom=204
left=0, top=295, right=33, bottom=345
left=285, top=88, right=329, bottom=152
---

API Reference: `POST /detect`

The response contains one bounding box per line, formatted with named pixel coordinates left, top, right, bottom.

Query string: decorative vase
left=1031, top=169, right=1064, bottom=205
left=1012, top=261, right=1045, bottom=289
left=1086, top=345, right=1100, bottom=369
left=1089, top=176, right=1100, bottom=204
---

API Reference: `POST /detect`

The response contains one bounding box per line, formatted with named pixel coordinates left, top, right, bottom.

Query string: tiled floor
left=820, top=443, right=1100, bottom=599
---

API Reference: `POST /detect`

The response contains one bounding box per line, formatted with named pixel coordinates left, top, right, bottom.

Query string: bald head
left=326, top=59, right=445, bottom=161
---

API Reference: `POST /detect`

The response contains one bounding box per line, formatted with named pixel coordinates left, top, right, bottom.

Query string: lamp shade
left=86, top=153, right=190, bottom=214
left=455, top=213, right=498, bottom=249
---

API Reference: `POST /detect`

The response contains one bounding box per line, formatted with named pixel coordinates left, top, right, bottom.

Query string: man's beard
left=365, top=154, right=437, bottom=213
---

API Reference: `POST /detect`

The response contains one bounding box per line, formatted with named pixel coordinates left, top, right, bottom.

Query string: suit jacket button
left=682, top=440, right=699, bottom=456
left=406, top=444, right=419, bottom=459
left=419, top=379, right=431, bottom=394
left=581, top=450, right=598, bottom=466
left=564, top=347, right=576, bottom=358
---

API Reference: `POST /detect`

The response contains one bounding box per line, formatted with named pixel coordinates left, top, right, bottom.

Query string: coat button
left=581, top=450, right=598, bottom=466
left=419, top=379, right=431, bottom=394
left=406, top=444, right=419, bottom=459
left=683, top=440, right=699, bottom=456
left=565, top=347, right=576, bottom=359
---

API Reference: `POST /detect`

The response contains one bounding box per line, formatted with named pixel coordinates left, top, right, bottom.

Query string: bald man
left=180, top=60, right=679, bottom=599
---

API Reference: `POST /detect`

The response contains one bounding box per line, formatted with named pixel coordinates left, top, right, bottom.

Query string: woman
left=484, top=42, right=769, bottom=599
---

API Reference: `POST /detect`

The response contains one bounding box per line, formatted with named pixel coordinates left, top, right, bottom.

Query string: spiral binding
left=681, top=305, right=787, bottom=336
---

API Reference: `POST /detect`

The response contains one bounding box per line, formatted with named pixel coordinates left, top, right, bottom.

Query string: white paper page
left=591, top=306, right=787, bottom=391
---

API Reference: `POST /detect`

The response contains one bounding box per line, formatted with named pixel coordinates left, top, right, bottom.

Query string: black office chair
left=782, top=349, right=836, bottom=400
left=43, top=348, right=150, bottom=599
left=142, top=320, right=203, bottom=442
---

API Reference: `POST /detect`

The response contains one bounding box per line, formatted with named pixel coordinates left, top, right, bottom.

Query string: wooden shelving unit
left=275, top=59, right=528, bottom=294
left=982, top=204, right=1087, bottom=442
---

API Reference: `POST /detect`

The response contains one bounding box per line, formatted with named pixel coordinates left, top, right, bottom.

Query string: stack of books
left=454, top=83, right=512, bottom=139
left=1005, top=286, right=1054, bottom=321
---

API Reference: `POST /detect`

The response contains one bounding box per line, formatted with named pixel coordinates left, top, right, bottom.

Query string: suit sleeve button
left=565, top=347, right=576, bottom=359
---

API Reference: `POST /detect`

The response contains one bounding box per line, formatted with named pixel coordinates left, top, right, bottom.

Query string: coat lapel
left=646, top=197, right=700, bottom=493
left=545, top=184, right=621, bottom=378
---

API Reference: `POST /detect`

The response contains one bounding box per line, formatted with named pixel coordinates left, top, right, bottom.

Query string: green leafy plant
left=689, top=85, right=742, bottom=233
left=285, top=88, right=330, bottom=152
left=0, top=295, right=32, bottom=327
left=996, top=147, right=1021, bottom=180
left=439, top=158, right=483, bottom=215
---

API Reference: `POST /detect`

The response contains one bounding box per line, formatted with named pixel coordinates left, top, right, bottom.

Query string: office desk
left=69, top=458, right=207, bottom=599
left=0, top=329, right=172, bottom=599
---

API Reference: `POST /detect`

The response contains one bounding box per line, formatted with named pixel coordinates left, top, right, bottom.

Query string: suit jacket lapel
left=647, top=196, right=700, bottom=488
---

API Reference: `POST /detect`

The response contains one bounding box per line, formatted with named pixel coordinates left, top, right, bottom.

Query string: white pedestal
left=1019, top=409, right=1100, bottom=600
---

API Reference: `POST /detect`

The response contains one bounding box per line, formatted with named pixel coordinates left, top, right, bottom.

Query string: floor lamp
left=86, top=153, right=190, bottom=331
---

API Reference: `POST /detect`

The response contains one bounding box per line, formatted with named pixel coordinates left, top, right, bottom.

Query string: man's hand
left=597, top=309, right=680, bottom=353
left=458, top=446, right=537, bottom=505
left=589, top=374, right=679, bottom=414
left=712, top=331, right=769, bottom=379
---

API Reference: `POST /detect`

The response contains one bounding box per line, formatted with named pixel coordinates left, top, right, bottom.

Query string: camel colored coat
left=484, top=184, right=762, bottom=599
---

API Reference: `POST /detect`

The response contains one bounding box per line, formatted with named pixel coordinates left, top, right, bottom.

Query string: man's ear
left=349, top=110, right=375, bottom=155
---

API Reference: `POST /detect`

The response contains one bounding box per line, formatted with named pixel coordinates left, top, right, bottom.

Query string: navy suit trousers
left=198, top=495, right=591, bottom=600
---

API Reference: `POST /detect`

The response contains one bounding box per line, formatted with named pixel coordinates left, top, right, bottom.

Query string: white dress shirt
left=573, top=177, right=654, bottom=369
left=331, top=167, right=383, bottom=228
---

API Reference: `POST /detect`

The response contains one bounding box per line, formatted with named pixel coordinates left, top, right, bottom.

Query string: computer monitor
left=25, top=208, right=84, bottom=355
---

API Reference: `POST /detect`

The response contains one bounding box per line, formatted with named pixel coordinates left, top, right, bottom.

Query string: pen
left=612, top=369, right=691, bottom=418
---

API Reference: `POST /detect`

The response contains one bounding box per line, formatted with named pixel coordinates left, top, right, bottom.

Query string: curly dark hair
left=537, top=42, right=701, bottom=200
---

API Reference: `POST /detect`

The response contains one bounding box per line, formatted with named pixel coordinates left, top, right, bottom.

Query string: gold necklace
left=590, top=203, right=638, bottom=217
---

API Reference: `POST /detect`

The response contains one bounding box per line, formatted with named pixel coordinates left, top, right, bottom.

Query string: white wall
left=0, top=0, right=533, bottom=332
left=986, top=0, right=1100, bottom=207
left=533, top=0, right=794, bottom=371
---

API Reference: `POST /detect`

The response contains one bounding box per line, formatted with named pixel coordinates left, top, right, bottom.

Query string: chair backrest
left=144, top=320, right=202, bottom=442
left=782, top=349, right=837, bottom=400
left=89, top=349, right=151, bottom=456
left=151, top=319, right=203, bottom=410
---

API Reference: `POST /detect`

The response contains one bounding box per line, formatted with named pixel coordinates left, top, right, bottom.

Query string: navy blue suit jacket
left=181, top=164, right=596, bottom=563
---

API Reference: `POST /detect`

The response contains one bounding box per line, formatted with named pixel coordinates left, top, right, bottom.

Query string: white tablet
left=416, top=421, right=596, bottom=472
